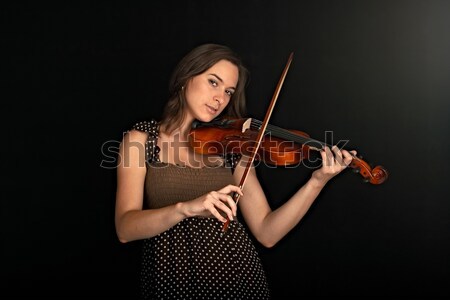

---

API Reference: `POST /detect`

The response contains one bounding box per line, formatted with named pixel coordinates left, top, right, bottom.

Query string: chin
left=196, top=115, right=216, bottom=123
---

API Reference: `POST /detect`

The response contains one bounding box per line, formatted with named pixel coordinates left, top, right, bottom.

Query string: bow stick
left=222, top=52, right=294, bottom=232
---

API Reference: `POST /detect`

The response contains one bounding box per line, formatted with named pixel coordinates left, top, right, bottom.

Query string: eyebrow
left=209, top=73, right=236, bottom=90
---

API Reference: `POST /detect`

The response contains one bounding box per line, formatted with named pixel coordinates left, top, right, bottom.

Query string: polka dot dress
left=131, top=120, right=270, bottom=300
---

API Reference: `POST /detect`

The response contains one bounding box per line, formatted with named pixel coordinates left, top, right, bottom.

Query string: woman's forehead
left=205, top=60, right=239, bottom=87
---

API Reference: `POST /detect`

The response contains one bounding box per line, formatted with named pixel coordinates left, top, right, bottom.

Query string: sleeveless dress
left=131, top=120, right=270, bottom=300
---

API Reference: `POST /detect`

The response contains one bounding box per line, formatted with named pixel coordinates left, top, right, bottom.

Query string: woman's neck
left=160, top=118, right=193, bottom=141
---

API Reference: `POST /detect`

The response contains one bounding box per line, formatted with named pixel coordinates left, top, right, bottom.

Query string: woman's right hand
left=179, top=184, right=243, bottom=223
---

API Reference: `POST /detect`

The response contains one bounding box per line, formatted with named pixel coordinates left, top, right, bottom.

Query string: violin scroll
left=349, top=156, right=388, bottom=185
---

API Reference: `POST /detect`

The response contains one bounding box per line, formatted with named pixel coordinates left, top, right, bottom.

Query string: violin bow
left=222, top=52, right=294, bottom=233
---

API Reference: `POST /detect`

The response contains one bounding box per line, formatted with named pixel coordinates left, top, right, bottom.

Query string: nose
left=214, top=94, right=224, bottom=105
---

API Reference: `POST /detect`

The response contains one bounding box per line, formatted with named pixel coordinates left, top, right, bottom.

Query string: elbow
left=118, top=236, right=130, bottom=244
left=116, top=230, right=129, bottom=244
left=254, top=224, right=284, bottom=248
left=253, top=224, right=280, bottom=248
left=256, top=236, right=278, bottom=249
left=260, top=241, right=276, bottom=249
left=115, top=210, right=144, bottom=243
left=115, top=223, right=131, bottom=244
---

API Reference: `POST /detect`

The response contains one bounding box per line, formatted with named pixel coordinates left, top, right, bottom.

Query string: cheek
left=220, top=98, right=232, bottom=112
left=184, top=82, right=199, bottom=103
left=190, top=81, right=209, bottom=100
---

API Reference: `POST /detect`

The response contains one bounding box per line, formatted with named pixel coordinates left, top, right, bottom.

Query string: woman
left=115, top=43, right=355, bottom=299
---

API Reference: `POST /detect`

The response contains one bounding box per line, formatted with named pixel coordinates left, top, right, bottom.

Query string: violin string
left=250, top=120, right=385, bottom=184
left=251, top=119, right=327, bottom=148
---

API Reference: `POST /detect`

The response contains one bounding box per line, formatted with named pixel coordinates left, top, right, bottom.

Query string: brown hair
left=160, top=43, right=249, bottom=134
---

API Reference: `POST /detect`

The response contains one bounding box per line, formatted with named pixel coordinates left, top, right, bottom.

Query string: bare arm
left=115, top=130, right=187, bottom=243
left=115, top=130, right=242, bottom=243
left=235, top=146, right=355, bottom=248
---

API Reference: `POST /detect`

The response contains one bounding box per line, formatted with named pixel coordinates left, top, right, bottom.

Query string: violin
left=190, top=52, right=387, bottom=233
left=189, top=117, right=388, bottom=185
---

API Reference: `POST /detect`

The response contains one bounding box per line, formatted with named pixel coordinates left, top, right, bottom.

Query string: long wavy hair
left=160, top=43, right=249, bottom=134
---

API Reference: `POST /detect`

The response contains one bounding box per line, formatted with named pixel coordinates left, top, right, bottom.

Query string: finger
left=219, top=184, right=244, bottom=197
left=332, top=145, right=344, bottom=165
left=214, top=194, right=236, bottom=220
left=319, top=147, right=327, bottom=166
left=341, top=149, right=354, bottom=166
left=224, top=194, right=238, bottom=217
left=208, top=191, right=235, bottom=220
left=321, top=146, right=334, bottom=167
left=341, top=149, right=352, bottom=158
left=203, top=201, right=228, bottom=223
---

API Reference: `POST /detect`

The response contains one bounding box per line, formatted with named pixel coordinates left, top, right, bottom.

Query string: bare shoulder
left=121, top=129, right=149, bottom=146
left=119, top=129, right=149, bottom=158
left=118, top=129, right=149, bottom=169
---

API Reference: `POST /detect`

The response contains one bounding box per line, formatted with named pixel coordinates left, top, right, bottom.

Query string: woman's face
left=184, top=59, right=239, bottom=123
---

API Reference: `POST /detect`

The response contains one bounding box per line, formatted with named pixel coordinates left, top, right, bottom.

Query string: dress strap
left=131, top=120, right=160, bottom=163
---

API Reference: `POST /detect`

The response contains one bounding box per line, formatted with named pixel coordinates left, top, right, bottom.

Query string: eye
left=208, top=79, right=218, bottom=86
left=225, top=90, right=234, bottom=97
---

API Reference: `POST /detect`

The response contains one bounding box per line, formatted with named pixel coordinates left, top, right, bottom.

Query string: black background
left=3, top=0, right=450, bottom=298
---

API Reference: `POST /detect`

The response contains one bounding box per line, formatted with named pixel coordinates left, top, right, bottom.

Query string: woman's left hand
left=311, top=146, right=356, bottom=185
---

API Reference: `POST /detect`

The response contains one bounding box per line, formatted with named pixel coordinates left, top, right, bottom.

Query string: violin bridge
left=242, top=118, right=252, bottom=133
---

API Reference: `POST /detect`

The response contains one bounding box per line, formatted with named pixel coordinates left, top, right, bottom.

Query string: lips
left=205, top=104, right=218, bottom=115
